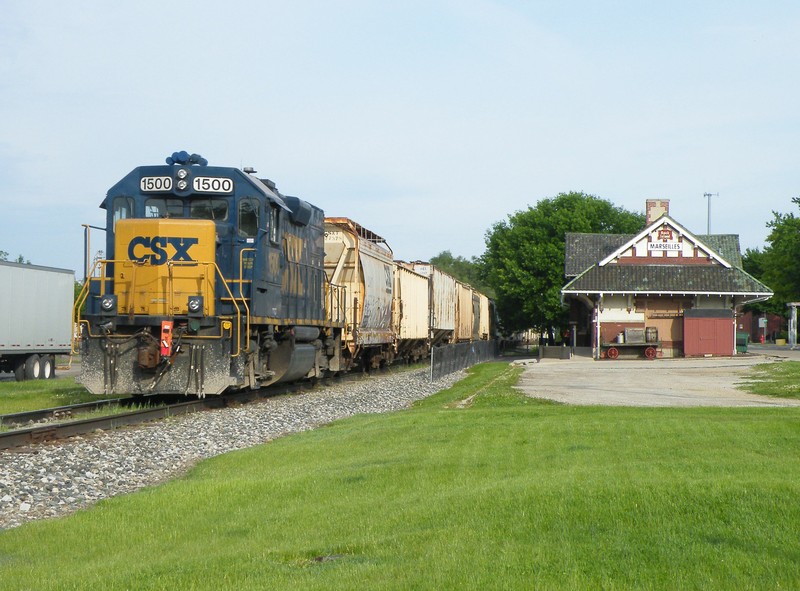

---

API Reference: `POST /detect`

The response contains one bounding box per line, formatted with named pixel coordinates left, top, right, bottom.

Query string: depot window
left=145, top=198, right=184, bottom=218
left=238, top=199, right=260, bottom=238
left=190, top=198, right=228, bottom=221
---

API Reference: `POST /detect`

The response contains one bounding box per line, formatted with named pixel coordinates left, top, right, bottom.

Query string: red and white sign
left=649, top=227, right=680, bottom=250
left=648, top=241, right=681, bottom=251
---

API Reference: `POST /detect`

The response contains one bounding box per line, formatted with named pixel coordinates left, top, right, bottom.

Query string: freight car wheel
left=606, top=347, right=619, bottom=360
left=24, top=354, right=41, bottom=380
left=644, top=346, right=657, bottom=360
left=40, top=355, right=55, bottom=379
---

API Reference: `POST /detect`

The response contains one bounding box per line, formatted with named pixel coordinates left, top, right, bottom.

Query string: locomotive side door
left=234, top=197, right=261, bottom=303
left=252, top=202, right=284, bottom=319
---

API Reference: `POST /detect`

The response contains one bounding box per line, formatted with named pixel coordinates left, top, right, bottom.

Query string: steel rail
left=0, top=373, right=355, bottom=451
left=0, top=364, right=422, bottom=452
left=0, top=398, right=138, bottom=427
left=0, top=398, right=225, bottom=450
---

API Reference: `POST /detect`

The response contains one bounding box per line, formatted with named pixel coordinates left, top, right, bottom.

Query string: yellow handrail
left=72, top=258, right=250, bottom=357
left=237, top=248, right=255, bottom=350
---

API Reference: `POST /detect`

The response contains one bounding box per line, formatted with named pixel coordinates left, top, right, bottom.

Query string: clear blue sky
left=2, top=1, right=798, bottom=276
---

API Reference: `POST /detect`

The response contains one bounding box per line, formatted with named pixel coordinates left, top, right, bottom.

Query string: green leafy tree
left=754, top=198, right=800, bottom=314
left=741, top=247, right=784, bottom=316
left=429, top=250, right=494, bottom=297
left=0, top=251, right=30, bottom=264
left=483, top=192, right=644, bottom=335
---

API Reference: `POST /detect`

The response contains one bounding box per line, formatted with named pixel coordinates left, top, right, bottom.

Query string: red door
left=683, top=311, right=734, bottom=356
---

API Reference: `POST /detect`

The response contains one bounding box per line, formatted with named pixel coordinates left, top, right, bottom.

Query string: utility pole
left=703, top=192, right=719, bottom=234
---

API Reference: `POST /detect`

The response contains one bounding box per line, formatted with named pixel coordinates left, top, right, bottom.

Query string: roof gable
left=598, top=216, right=731, bottom=269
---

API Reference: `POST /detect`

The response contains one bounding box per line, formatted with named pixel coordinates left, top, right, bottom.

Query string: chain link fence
left=430, top=340, right=498, bottom=381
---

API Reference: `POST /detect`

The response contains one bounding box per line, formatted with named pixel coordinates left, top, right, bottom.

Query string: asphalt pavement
left=514, top=345, right=800, bottom=407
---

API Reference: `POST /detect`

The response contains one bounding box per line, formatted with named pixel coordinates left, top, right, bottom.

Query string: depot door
left=683, top=309, right=734, bottom=357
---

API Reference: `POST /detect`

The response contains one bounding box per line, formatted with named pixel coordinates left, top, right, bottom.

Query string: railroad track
left=0, top=370, right=384, bottom=451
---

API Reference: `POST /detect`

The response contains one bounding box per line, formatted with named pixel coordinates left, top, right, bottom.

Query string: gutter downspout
left=595, top=294, right=603, bottom=360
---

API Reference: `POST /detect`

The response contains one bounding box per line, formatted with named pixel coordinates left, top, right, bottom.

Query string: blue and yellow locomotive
left=76, top=152, right=345, bottom=396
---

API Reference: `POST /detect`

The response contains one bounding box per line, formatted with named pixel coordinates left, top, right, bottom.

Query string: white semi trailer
left=0, top=261, right=74, bottom=381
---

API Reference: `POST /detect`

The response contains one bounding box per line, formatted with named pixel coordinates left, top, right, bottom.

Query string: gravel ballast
left=0, top=369, right=461, bottom=530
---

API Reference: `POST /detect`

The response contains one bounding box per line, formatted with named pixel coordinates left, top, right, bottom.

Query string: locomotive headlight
left=176, top=168, right=189, bottom=179
left=187, top=295, right=204, bottom=317
left=100, top=294, right=117, bottom=315
left=177, top=179, right=188, bottom=190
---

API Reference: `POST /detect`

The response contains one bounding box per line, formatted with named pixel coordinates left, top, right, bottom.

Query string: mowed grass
left=0, top=376, right=107, bottom=415
left=738, top=360, right=800, bottom=398
left=2, top=363, right=800, bottom=589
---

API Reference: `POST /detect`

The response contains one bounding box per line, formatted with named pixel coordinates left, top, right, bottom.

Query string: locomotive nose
left=113, top=218, right=217, bottom=316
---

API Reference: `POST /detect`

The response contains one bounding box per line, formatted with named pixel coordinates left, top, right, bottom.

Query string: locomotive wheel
left=606, top=347, right=619, bottom=360
left=24, top=354, right=41, bottom=380
left=644, top=346, right=657, bottom=360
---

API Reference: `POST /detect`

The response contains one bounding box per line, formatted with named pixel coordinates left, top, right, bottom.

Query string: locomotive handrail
left=72, top=261, right=100, bottom=353
left=162, top=259, right=249, bottom=357
left=236, top=248, right=255, bottom=347
left=72, top=258, right=250, bottom=358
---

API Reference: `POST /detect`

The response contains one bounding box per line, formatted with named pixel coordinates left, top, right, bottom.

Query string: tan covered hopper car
left=455, top=281, right=475, bottom=342
left=324, top=218, right=395, bottom=368
left=479, top=293, right=491, bottom=340
left=393, top=262, right=430, bottom=361
left=410, top=262, right=457, bottom=345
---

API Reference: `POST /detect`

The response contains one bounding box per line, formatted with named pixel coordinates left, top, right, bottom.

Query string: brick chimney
left=646, top=199, right=669, bottom=225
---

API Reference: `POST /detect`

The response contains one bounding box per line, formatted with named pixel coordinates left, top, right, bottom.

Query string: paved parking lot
left=514, top=350, right=800, bottom=407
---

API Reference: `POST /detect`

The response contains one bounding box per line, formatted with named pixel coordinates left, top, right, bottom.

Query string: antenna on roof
left=703, top=192, right=719, bottom=234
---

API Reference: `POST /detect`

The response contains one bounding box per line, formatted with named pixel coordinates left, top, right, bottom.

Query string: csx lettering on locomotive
left=127, top=236, right=200, bottom=265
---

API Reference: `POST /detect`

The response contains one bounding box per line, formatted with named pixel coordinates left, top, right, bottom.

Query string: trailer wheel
left=606, top=347, right=619, bottom=360
left=24, top=354, right=41, bottom=380
left=14, top=358, right=25, bottom=382
left=41, top=355, right=55, bottom=379
left=644, top=347, right=657, bottom=360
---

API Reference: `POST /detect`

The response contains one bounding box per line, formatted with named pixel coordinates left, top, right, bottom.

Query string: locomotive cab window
left=190, top=198, right=228, bottom=221
left=112, top=197, right=133, bottom=229
left=238, top=198, right=260, bottom=238
left=269, top=204, right=280, bottom=243
left=145, top=198, right=184, bottom=218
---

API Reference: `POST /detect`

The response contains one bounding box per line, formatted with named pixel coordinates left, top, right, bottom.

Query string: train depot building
left=561, top=200, right=773, bottom=359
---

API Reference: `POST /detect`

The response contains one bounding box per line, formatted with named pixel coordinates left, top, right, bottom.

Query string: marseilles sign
left=648, top=242, right=681, bottom=251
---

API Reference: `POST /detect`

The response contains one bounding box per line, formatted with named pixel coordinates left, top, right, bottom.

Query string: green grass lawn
left=738, top=360, right=800, bottom=398
left=0, top=377, right=109, bottom=415
left=1, top=363, right=800, bottom=589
